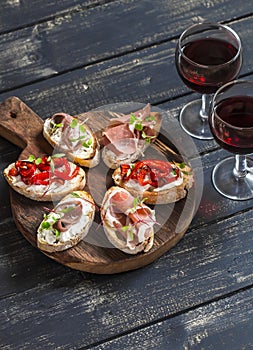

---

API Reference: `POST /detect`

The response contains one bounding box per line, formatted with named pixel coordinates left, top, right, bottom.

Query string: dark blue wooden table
left=0, top=1, right=252, bottom=349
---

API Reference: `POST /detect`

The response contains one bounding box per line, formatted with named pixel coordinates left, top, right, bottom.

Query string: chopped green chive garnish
left=71, top=192, right=81, bottom=198
left=28, top=155, right=36, bottom=162
left=79, top=124, right=86, bottom=133
left=55, top=229, right=61, bottom=238
left=35, top=157, right=42, bottom=165
left=70, top=118, right=78, bottom=128
left=41, top=221, right=50, bottom=230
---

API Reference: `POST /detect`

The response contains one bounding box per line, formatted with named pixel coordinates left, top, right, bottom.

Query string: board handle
left=0, top=96, right=52, bottom=158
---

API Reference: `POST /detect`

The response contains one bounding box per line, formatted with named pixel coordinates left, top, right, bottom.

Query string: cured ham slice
left=101, top=104, right=162, bottom=169
left=103, top=123, right=138, bottom=156
left=37, top=191, right=95, bottom=252
left=53, top=200, right=83, bottom=232
left=100, top=186, right=156, bottom=254
left=43, top=112, right=100, bottom=168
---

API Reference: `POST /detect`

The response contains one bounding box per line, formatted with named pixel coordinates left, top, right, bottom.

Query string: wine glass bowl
left=209, top=80, right=253, bottom=200
left=211, top=95, right=253, bottom=154
left=175, top=22, right=242, bottom=139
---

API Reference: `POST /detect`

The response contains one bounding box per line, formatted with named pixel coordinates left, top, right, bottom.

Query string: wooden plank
left=189, top=148, right=253, bottom=228
left=1, top=0, right=252, bottom=36
left=0, top=207, right=252, bottom=348
left=0, top=24, right=249, bottom=116
left=159, top=96, right=219, bottom=155
left=0, top=2, right=252, bottom=92
left=90, top=288, right=253, bottom=350
left=0, top=220, right=81, bottom=298
left=0, top=0, right=106, bottom=33
left=1, top=16, right=252, bottom=114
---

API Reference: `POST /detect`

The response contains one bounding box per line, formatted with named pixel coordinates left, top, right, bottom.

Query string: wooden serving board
left=0, top=96, right=196, bottom=274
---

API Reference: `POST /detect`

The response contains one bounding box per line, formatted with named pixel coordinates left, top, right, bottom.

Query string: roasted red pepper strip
left=120, top=164, right=131, bottom=178
left=30, top=171, right=50, bottom=185
left=37, top=157, right=50, bottom=172
left=14, top=161, right=36, bottom=178
left=120, top=159, right=179, bottom=188
left=53, top=165, right=79, bottom=180
left=9, top=156, right=79, bottom=185
left=70, top=166, right=80, bottom=179
left=8, top=167, right=19, bottom=177
left=51, top=157, right=71, bottom=180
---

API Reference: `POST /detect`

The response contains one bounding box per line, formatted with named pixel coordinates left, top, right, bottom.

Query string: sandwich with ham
left=43, top=112, right=100, bottom=168
left=112, top=159, right=193, bottom=204
left=100, top=103, right=162, bottom=169
left=100, top=186, right=156, bottom=254
left=37, top=191, right=95, bottom=252
left=3, top=154, right=86, bottom=201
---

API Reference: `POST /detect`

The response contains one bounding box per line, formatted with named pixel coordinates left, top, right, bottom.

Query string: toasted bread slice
left=43, top=113, right=100, bottom=168
left=3, top=157, right=86, bottom=201
left=101, top=104, right=162, bottom=169
left=37, top=191, right=95, bottom=252
left=112, top=160, right=194, bottom=204
left=100, top=186, right=156, bottom=254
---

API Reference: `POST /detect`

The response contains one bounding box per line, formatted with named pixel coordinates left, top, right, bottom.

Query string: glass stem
left=233, top=155, right=247, bottom=178
left=200, top=94, right=213, bottom=121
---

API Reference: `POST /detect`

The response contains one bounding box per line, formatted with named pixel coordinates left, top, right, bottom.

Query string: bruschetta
left=3, top=154, right=86, bottom=201
left=100, top=103, right=162, bottom=169
left=43, top=112, right=100, bottom=168
left=37, top=191, right=95, bottom=252
left=100, top=186, right=156, bottom=254
left=112, top=159, right=194, bottom=204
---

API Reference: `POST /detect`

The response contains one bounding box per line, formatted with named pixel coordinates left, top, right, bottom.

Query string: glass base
left=179, top=99, right=213, bottom=140
left=212, top=156, right=253, bottom=200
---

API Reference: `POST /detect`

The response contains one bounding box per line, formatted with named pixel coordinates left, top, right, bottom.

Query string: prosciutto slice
left=103, top=123, right=138, bottom=156
left=51, top=113, right=90, bottom=152
left=54, top=200, right=83, bottom=232
left=101, top=103, right=157, bottom=156
left=101, top=187, right=156, bottom=253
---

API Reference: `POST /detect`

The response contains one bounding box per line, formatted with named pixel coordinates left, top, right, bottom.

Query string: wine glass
left=209, top=80, right=253, bottom=200
left=175, top=22, right=242, bottom=140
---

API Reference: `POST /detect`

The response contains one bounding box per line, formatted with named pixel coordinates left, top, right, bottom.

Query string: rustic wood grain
left=0, top=96, right=52, bottom=158
left=0, top=0, right=111, bottom=33
left=1, top=1, right=253, bottom=348
left=0, top=207, right=252, bottom=348
left=0, top=1, right=252, bottom=92
left=90, top=288, right=253, bottom=350
left=1, top=16, right=252, bottom=123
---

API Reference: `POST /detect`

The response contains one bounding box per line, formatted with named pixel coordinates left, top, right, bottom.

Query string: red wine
left=211, top=96, right=253, bottom=154
left=176, top=38, right=241, bottom=94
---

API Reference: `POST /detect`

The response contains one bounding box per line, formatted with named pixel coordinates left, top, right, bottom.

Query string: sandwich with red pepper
left=112, top=159, right=193, bottom=204
left=43, top=112, right=100, bottom=168
left=100, top=186, right=156, bottom=254
left=3, top=154, right=86, bottom=201
left=37, top=191, right=95, bottom=252
left=100, top=104, right=162, bottom=169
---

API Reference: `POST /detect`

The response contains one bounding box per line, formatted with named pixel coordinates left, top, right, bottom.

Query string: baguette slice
left=101, top=104, right=162, bottom=169
left=3, top=156, right=86, bottom=201
left=43, top=112, right=100, bottom=168
left=101, top=186, right=156, bottom=254
left=112, top=160, right=194, bottom=204
left=37, top=191, right=95, bottom=252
